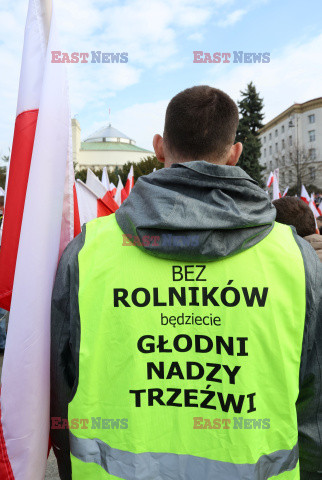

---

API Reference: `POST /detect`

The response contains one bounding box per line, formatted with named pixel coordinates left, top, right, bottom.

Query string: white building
left=259, top=98, right=322, bottom=191
left=72, top=119, right=153, bottom=170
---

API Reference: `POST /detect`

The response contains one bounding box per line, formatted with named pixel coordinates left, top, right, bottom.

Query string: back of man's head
left=162, top=85, right=239, bottom=163
left=273, top=197, right=316, bottom=237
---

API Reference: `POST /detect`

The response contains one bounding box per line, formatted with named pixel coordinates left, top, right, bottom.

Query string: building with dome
left=72, top=119, right=153, bottom=170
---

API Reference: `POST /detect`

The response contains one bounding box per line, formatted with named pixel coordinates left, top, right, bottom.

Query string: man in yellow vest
left=51, top=86, right=322, bottom=480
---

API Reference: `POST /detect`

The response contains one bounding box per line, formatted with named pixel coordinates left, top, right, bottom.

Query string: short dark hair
left=163, top=85, right=239, bottom=160
left=273, top=197, right=316, bottom=237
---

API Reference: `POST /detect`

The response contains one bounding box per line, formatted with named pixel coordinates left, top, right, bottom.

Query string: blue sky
left=0, top=0, right=322, bottom=155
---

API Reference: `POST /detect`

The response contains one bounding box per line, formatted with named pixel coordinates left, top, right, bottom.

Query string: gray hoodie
left=51, top=161, right=322, bottom=480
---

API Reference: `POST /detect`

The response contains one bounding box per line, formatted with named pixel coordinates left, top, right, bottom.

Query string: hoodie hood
left=115, top=161, right=276, bottom=261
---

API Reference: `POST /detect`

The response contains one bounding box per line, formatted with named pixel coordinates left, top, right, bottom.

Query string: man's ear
left=227, top=142, right=243, bottom=166
left=153, top=134, right=165, bottom=164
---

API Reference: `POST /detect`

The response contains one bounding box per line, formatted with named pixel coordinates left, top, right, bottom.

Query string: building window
left=281, top=171, right=285, bottom=184
left=281, top=125, right=285, bottom=133
left=276, top=158, right=279, bottom=167
left=309, top=167, right=316, bottom=181
left=309, top=148, right=316, bottom=159
left=269, top=133, right=272, bottom=140
left=263, top=136, right=266, bottom=143
left=275, top=143, right=278, bottom=152
left=264, top=148, right=266, bottom=157
left=275, top=129, right=278, bottom=137
left=289, top=136, right=293, bottom=146
left=309, top=130, right=315, bottom=142
left=269, top=146, right=272, bottom=154
left=282, top=156, right=285, bottom=166
left=308, top=114, right=315, bottom=124
left=269, top=161, right=273, bottom=170
left=282, top=139, right=285, bottom=149
left=289, top=170, right=293, bottom=183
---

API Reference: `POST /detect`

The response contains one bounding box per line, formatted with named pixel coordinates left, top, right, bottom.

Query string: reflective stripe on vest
left=70, top=431, right=298, bottom=480
left=69, top=215, right=306, bottom=479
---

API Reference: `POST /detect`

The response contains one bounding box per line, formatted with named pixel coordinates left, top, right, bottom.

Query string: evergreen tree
left=235, top=82, right=265, bottom=186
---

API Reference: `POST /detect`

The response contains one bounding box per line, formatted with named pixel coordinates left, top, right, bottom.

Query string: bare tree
left=270, top=145, right=322, bottom=195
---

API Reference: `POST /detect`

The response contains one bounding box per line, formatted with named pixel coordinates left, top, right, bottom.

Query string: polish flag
left=101, top=167, right=110, bottom=190
left=300, top=185, right=311, bottom=205
left=267, top=171, right=274, bottom=188
left=86, top=168, right=107, bottom=198
left=309, top=199, right=321, bottom=234
left=98, top=191, right=119, bottom=217
left=272, top=169, right=281, bottom=200
left=121, top=165, right=134, bottom=202
left=0, top=0, right=79, bottom=478
left=76, top=180, right=119, bottom=225
left=310, top=194, right=322, bottom=216
left=109, top=182, right=117, bottom=197
left=282, top=186, right=289, bottom=197
left=309, top=199, right=321, bottom=219
left=76, top=180, right=99, bottom=225
left=114, top=176, right=124, bottom=207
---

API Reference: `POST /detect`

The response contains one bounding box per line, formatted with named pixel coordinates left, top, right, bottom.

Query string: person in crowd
left=273, top=197, right=322, bottom=261
left=314, top=194, right=321, bottom=207
left=317, top=215, right=322, bottom=235
left=51, top=86, right=322, bottom=480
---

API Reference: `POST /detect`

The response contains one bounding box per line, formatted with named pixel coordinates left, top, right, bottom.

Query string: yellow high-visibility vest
left=68, top=214, right=305, bottom=480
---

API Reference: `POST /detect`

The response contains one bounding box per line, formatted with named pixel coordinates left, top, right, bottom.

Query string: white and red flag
left=121, top=165, right=134, bottom=203
left=101, top=167, right=110, bottom=190
left=109, top=182, right=117, bottom=197
left=272, top=168, right=281, bottom=200
left=310, top=193, right=322, bottom=216
left=86, top=168, right=107, bottom=198
left=308, top=199, right=321, bottom=234
left=266, top=171, right=274, bottom=188
left=0, top=0, right=79, bottom=478
left=76, top=180, right=99, bottom=225
left=76, top=179, right=118, bottom=224
left=282, top=186, right=289, bottom=198
left=114, top=175, right=124, bottom=207
left=309, top=199, right=321, bottom=219
left=300, top=184, right=311, bottom=205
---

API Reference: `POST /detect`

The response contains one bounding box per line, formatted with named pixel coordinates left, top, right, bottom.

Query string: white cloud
left=68, top=62, right=142, bottom=115
left=157, top=60, right=186, bottom=74
left=188, top=32, right=205, bottom=42
left=0, top=0, right=221, bottom=153
left=217, top=9, right=248, bottom=27
left=108, top=99, right=169, bottom=151
left=0, top=0, right=275, bottom=153
left=205, top=33, right=322, bottom=123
